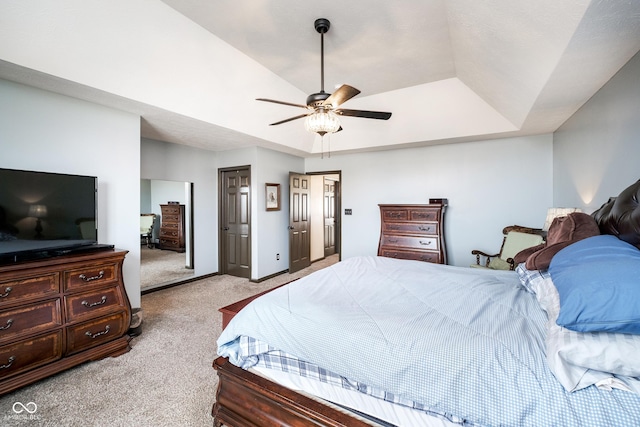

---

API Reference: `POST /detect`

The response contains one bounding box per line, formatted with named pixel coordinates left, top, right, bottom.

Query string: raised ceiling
left=1, top=0, right=639, bottom=156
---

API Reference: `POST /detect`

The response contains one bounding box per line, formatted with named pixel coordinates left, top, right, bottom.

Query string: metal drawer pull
left=0, top=287, right=12, bottom=298
left=0, top=319, right=13, bottom=330
left=388, top=239, right=398, bottom=243
left=81, top=296, right=107, bottom=308
left=79, top=270, right=104, bottom=282
left=418, top=226, right=432, bottom=231
left=0, top=356, right=15, bottom=369
left=85, top=325, right=110, bottom=339
left=419, top=240, right=432, bottom=246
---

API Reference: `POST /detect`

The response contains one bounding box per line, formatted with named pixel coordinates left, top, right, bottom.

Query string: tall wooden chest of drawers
left=377, top=202, right=447, bottom=264
left=0, top=249, right=131, bottom=395
left=158, top=204, right=185, bottom=252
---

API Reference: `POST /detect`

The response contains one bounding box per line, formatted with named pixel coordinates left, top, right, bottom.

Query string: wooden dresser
left=0, top=249, right=131, bottom=395
left=377, top=201, right=447, bottom=264
left=158, top=204, right=185, bottom=252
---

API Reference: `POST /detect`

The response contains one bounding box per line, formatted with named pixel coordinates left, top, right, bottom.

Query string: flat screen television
left=0, top=168, right=110, bottom=264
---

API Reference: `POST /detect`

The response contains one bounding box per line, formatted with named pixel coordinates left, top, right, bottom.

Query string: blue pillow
left=549, top=234, right=640, bottom=335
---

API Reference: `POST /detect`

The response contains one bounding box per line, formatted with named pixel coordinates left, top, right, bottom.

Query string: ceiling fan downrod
left=307, top=18, right=331, bottom=104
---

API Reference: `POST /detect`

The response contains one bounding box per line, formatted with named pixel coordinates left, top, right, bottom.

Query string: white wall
left=252, top=147, right=304, bottom=279
left=306, top=135, right=553, bottom=267
left=553, top=50, right=640, bottom=212
left=0, top=79, right=142, bottom=307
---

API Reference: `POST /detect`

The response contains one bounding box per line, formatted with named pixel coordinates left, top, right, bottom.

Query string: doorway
left=219, top=166, right=251, bottom=278
left=289, top=171, right=341, bottom=273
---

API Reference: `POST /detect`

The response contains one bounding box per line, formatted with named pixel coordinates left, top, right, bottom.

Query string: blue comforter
left=217, top=256, right=640, bottom=426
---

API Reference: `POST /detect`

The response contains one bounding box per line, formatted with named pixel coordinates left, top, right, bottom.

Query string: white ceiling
left=1, top=0, right=640, bottom=156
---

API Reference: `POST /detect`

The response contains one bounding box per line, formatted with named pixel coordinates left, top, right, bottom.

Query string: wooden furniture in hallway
left=158, top=204, right=186, bottom=253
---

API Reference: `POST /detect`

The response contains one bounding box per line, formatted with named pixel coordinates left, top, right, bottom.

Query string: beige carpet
left=0, top=255, right=338, bottom=426
left=140, top=246, right=194, bottom=290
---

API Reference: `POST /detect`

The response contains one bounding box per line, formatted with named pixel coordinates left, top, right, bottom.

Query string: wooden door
left=323, top=177, right=336, bottom=256
left=220, top=167, right=251, bottom=278
left=289, top=172, right=310, bottom=273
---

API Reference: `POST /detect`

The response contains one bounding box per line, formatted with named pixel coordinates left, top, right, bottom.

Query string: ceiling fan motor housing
left=314, top=18, right=330, bottom=34
left=306, top=91, right=331, bottom=108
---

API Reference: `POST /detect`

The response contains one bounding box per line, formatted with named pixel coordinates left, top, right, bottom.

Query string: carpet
left=140, top=246, right=194, bottom=290
left=0, top=255, right=338, bottom=426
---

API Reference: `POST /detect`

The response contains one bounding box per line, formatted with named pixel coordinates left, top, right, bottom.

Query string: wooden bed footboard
left=212, top=356, right=372, bottom=427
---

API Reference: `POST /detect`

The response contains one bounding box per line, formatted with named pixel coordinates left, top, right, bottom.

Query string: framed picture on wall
left=266, top=183, right=280, bottom=211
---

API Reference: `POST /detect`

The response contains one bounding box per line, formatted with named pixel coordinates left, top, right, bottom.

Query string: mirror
left=140, top=179, right=194, bottom=291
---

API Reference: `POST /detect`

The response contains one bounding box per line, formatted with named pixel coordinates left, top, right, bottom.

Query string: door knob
left=223, top=226, right=229, bottom=231
left=288, top=226, right=294, bottom=230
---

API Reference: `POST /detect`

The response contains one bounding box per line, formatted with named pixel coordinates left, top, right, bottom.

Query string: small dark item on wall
left=429, top=198, right=448, bottom=206
left=266, top=183, right=281, bottom=211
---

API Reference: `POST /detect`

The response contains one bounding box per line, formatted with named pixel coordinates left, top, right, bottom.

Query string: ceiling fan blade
left=269, top=113, right=309, bottom=126
left=336, top=109, right=392, bottom=120
left=257, top=98, right=308, bottom=109
left=322, top=84, right=361, bottom=108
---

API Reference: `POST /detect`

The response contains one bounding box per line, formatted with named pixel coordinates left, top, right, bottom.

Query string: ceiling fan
left=257, top=18, right=392, bottom=136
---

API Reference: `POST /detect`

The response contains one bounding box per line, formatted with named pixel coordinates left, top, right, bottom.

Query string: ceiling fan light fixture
left=304, top=109, right=341, bottom=136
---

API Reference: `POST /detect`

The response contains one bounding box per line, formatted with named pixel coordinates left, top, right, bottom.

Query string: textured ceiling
left=1, top=0, right=639, bottom=156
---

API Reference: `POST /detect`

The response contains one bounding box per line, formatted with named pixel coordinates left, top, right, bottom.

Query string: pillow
left=549, top=234, right=640, bottom=335
left=531, top=274, right=640, bottom=392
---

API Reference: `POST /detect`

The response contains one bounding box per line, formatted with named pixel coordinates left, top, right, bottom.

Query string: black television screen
left=0, top=168, right=99, bottom=263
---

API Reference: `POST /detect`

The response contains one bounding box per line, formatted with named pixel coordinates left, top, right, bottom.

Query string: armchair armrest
left=471, top=249, right=499, bottom=267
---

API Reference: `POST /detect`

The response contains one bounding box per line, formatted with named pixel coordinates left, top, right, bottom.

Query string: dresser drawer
left=0, top=300, right=62, bottom=345
left=162, top=214, right=181, bottom=223
left=378, top=249, right=441, bottom=264
left=63, top=262, right=118, bottom=291
left=382, top=222, right=438, bottom=235
left=381, top=235, right=439, bottom=250
left=160, top=224, right=180, bottom=234
left=0, top=273, right=59, bottom=307
left=161, top=206, right=182, bottom=216
left=0, top=331, right=63, bottom=380
left=380, top=208, right=409, bottom=221
left=409, top=208, right=439, bottom=222
left=64, top=286, right=125, bottom=322
left=159, top=238, right=181, bottom=247
left=66, top=311, right=129, bottom=355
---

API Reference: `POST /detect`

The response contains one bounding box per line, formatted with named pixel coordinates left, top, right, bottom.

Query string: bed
left=213, top=180, right=640, bottom=427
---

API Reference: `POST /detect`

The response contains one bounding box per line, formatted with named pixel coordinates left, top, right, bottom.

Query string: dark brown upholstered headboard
left=591, top=179, right=640, bottom=249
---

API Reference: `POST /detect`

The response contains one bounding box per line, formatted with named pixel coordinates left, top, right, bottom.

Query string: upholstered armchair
left=471, top=225, right=545, bottom=270
left=140, top=213, right=156, bottom=248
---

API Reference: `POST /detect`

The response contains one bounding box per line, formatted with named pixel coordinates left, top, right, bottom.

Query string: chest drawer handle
left=0, top=287, right=12, bottom=298
left=418, top=226, right=432, bottom=231
left=0, top=319, right=13, bottom=331
left=85, top=324, right=110, bottom=339
left=419, top=240, right=432, bottom=246
left=0, top=356, right=15, bottom=370
left=79, top=270, right=105, bottom=282
left=81, top=296, right=107, bottom=308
